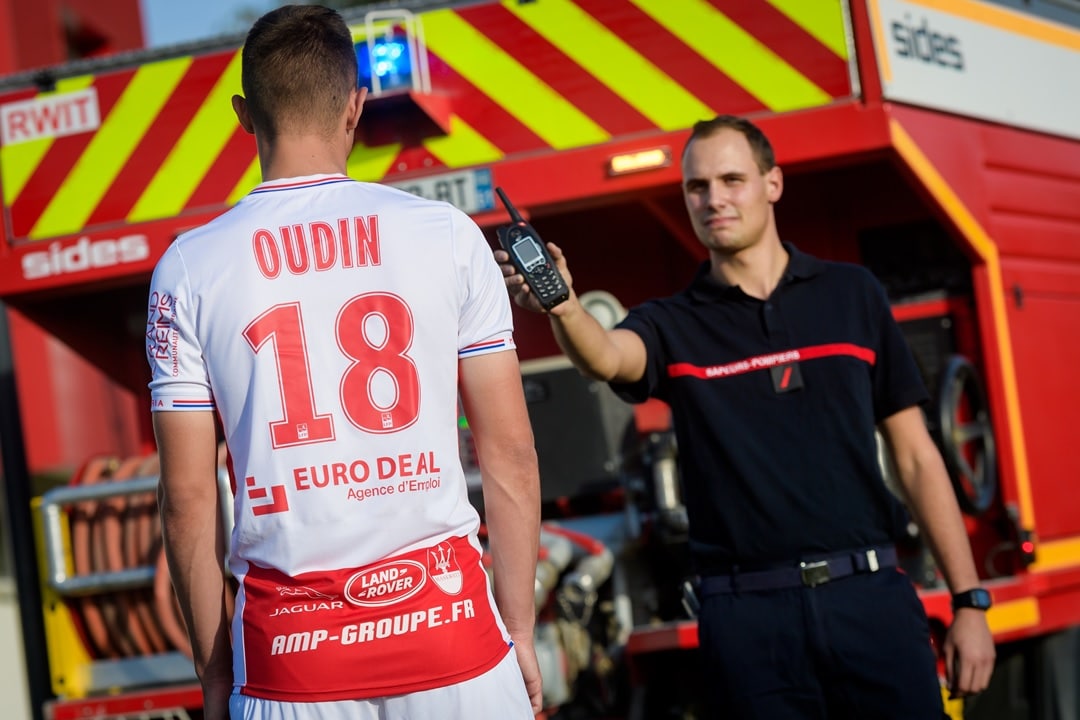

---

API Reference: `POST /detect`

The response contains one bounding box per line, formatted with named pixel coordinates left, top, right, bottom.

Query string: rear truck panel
left=864, top=0, right=1080, bottom=565
left=888, top=108, right=1080, bottom=546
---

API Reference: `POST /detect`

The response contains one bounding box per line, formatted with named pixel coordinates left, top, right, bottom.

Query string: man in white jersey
left=146, top=6, right=542, bottom=719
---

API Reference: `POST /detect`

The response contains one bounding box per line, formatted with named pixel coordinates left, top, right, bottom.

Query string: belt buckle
left=799, top=560, right=831, bottom=587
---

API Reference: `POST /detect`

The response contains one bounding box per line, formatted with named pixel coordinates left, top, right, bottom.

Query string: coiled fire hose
left=65, top=449, right=231, bottom=660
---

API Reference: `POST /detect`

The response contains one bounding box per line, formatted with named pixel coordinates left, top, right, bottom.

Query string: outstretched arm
left=496, top=242, right=647, bottom=383
left=881, top=405, right=995, bottom=697
left=459, top=350, right=543, bottom=712
left=154, top=411, right=232, bottom=720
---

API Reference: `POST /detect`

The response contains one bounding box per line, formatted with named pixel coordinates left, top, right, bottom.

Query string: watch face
left=955, top=588, right=993, bottom=610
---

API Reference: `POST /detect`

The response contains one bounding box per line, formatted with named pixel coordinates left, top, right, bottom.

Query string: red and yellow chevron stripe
left=0, top=0, right=853, bottom=243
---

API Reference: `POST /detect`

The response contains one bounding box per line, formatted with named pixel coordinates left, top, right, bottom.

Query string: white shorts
left=228, top=648, right=534, bottom=720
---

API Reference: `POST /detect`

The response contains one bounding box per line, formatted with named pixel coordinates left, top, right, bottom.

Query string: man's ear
left=347, top=86, right=368, bottom=132
left=232, top=95, right=255, bottom=134
left=766, top=165, right=784, bottom=204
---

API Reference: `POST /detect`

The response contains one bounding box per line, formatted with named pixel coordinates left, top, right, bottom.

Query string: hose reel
left=937, top=354, right=998, bottom=515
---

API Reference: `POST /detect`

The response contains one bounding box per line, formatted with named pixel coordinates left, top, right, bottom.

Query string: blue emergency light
left=356, top=36, right=413, bottom=93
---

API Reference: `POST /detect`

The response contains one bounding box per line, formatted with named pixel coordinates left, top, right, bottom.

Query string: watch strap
left=951, top=588, right=992, bottom=611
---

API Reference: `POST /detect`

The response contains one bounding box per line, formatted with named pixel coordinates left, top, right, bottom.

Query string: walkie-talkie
left=495, top=187, right=570, bottom=311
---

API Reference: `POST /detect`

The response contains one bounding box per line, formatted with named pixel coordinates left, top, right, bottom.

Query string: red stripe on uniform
left=668, top=343, right=876, bottom=380
left=87, top=52, right=236, bottom=228
left=424, top=52, right=548, bottom=156
left=11, top=71, right=132, bottom=239
left=709, top=0, right=852, bottom=98
left=799, top=343, right=876, bottom=364
left=581, top=0, right=765, bottom=117
left=456, top=3, right=656, bottom=137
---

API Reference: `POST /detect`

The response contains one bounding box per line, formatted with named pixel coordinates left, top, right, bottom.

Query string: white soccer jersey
left=146, top=174, right=516, bottom=701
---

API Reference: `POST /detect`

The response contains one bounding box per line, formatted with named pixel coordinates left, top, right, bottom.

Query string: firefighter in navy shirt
left=498, top=115, right=995, bottom=719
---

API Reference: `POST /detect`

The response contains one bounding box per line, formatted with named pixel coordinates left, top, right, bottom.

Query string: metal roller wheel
left=937, top=354, right=998, bottom=515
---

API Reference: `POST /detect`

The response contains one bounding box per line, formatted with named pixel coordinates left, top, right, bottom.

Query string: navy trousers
left=696, top=569, right=946, bottom=719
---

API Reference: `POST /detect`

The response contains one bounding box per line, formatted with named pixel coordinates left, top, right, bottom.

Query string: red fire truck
left=0, top=0, right=1078, bottom=718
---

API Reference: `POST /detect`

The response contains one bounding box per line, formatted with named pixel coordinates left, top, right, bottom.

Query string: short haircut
left=683, top=115, right=777, bottom=173
left=240, top=5, right=358, bottom=139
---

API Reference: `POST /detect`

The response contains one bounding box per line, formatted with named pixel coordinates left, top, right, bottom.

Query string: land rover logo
left=344, top=559, right=426, bottom=607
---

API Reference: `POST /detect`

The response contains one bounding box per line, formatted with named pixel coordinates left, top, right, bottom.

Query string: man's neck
left=257, top=134, right=349, bottom=181
left=710, top=237, right=789, bottom=300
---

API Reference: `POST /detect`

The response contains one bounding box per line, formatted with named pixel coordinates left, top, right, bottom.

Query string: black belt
left=700, top=544, right=898, bottom=596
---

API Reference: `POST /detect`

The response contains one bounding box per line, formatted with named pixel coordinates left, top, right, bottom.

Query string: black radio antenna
left=495, top=187, right=526, bottom=224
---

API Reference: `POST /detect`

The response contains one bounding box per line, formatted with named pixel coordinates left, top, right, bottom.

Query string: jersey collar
left=249, top=173, right=354, bottom=195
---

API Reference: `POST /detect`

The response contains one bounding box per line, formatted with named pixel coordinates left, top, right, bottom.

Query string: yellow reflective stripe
left=349, top=23, right=389, bottom=44
left=423, top=9, right=608, bottom=150
left=0, top=135, right=49, bottom=207
left=504, top=0, right=711, bottom=131
left=423, top=115, right=503, bottom=168
left=227, top=156, right=262, bottom=206
left=987, top=597, right=1039, bottom=635
left=31, top=57, right=191, bottom=239
left=129, top=51, right=243, bottom=222
left=347, top=142, right=402, bottom=182
left=867, top=0, right=893, bottom=83
left=941, top=687, right=964, bottom=720
left=767, top=0, right=849, bottom=59
left=1, top=76, right=94, bottom=207
left=1029, top=536, right=1080, bottom=574
left=631, top=0, right=832, bottom=112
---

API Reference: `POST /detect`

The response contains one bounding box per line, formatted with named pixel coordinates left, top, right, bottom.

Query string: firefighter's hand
left=944, top=608, right=996, bottom=698
left=495, top=242, right=574, bottom=316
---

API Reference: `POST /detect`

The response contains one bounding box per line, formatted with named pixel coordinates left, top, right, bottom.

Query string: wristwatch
left=951, top=588, right=993, bottom=611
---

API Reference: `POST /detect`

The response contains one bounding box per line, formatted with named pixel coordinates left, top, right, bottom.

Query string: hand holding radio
left=494, top=188, right=570, bottom=311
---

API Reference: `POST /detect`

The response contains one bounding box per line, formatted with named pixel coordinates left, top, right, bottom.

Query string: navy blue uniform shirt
left=612, top=243, right=927, bottom=570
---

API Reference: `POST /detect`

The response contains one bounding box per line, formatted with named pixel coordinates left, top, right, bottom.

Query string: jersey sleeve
left=454, top=208, right=516, bottom=358
left=609, top=302, right=664, bottom=404
left=146, top=243, right=215, bottom=412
